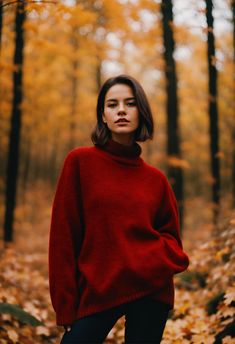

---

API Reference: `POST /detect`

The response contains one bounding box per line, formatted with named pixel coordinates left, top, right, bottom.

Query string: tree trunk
left=205, top=0, right=220, bottom=225
left=0, top=1, right=3, bottom=173
left=0, top=1, right=3, bottom=51
left=233, top=0, right=235, bottom=60
left=232, top=128, right=235, bottom=208
left=161, top=0, right=184, bottom=230
left=3, top=0, right=25, bottom=243
left=232, top=0, right=235, bottom=207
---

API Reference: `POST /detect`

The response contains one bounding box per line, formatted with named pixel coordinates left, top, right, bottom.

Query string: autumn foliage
left=0, top=209, right=234, bottom=343
left=0, top=0, right=234, bottom=343
left=162, top=217, right=235, bottom=343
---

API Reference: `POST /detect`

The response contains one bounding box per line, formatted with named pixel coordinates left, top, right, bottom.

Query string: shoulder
left=143, top=161, right=168, bottom=184
left=61, top=145, right=96, bottom=170
left=142, top=161, right=176, bottom=197
left=65, top=145, right=96, bottom=160
left=143, top=162, right=177, bottom=208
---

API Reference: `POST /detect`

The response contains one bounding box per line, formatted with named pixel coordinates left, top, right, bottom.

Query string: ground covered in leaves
left=0, top=210, right=234, bottom=343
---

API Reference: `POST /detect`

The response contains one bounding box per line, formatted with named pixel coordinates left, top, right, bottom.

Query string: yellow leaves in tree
left=58, top=3, right=97, bottom=28
left=23, top=21, right=39, bottom=34
left=168, top=156, right=191, bottom=169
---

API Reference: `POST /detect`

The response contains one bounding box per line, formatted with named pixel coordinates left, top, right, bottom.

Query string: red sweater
left=49, top=138, right=189, bottom=326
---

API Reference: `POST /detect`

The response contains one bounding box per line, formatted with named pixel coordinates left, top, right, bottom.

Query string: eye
left=126, top=101, right=136, bottom=107
left=107, top=103, right=117, bottom=108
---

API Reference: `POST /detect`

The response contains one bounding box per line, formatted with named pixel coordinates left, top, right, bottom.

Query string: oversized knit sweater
left=48, top=138, right=189, bottom=326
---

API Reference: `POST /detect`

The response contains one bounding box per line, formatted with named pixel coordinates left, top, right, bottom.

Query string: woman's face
left=102, top=84, right=139, bottom=143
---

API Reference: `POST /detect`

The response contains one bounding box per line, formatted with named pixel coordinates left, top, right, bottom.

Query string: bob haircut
left=91, top=74, right=154, bottom=145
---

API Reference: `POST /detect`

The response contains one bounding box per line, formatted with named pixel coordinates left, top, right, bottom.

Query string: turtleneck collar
left=102, top=138, right=142, bottom=158
left=95, top=138, right=142, bottom=166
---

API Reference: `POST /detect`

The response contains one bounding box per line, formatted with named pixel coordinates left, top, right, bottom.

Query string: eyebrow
left=105, top=97, right=136, bottom=103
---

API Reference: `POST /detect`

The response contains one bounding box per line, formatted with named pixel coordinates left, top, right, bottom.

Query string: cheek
left=103, top=109, right=113, bottom=121
left=104, top=112, right=116, bottom=128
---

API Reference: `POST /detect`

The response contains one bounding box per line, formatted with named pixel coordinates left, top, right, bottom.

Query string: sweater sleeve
left=48, top=150, right=84, bottom=326
left=153, top=176, right=189, bottom=276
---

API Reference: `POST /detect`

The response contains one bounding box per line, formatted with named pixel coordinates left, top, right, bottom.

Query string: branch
left=1, top=0, right=58, bottom=8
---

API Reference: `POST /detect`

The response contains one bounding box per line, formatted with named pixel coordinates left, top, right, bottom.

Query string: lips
left=115, top=119, right=130, bottom=123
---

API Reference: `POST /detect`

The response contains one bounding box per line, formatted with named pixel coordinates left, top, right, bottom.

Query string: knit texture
left=49, top=138, right=189, bottom=326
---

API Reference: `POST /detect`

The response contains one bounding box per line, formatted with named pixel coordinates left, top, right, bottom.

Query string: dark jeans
left=61, top=295, right=171, bottom=344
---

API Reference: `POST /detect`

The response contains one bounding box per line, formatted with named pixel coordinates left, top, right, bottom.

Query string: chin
left=113, top=128, right=135, bottom=134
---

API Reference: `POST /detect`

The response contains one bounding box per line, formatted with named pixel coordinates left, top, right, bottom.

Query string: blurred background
left=0, top=0, right=234, bottom=343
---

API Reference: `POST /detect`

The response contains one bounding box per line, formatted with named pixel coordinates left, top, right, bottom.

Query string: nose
left=117, top=102, right=126, bottom=114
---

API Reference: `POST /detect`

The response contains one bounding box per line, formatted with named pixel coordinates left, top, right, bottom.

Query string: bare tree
left=4, top=0, right=26, bottom=243
left=205, top=0, right=221, bottom=225
left=0, top=1, right=3, bottom=174
left=0, top=1, right=3, bottom=51
left=161, top=0, right=184, bottom=229
left=232, top=0, right=235, bottom=207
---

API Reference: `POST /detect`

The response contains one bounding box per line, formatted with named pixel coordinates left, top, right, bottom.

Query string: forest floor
left=0, top=183, right=234, bottom=343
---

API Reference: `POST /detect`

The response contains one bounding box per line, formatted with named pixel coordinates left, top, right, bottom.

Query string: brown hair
left=91, top=74, right=154, bottom=145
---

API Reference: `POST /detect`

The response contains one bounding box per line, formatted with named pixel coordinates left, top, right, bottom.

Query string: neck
left=95, top=137, right=142, bottom=161
left=111, top=134, right=135, bottom=146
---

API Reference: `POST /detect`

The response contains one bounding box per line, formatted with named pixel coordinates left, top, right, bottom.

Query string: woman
left=49, top=74, right=189, bottom=343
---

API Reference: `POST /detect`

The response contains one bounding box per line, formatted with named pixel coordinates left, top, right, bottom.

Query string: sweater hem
left=75, top=288, right=173, bottom=320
